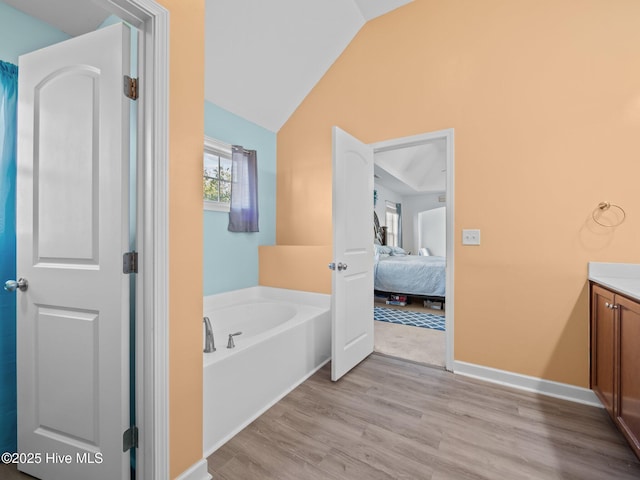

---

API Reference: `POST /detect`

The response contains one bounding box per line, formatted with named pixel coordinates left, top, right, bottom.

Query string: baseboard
left=452, top=361, right=601, bottom=407
left=175, top=459, right=211, bottom=480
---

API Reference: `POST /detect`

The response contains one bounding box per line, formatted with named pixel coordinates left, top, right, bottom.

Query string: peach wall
left=275, top=0, right=640, bottom=387
left=259, top=246, right=332, bottom=293
left=156, top=0, right=205, bottom=477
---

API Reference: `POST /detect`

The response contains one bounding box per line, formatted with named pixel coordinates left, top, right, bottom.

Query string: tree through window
left=203, top=136, right=232, bottom=210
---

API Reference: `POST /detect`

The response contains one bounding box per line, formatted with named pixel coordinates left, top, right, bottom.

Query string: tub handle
left=227, top=331, right=243, bottom=349
left=203, top=317, right=216, bottom=353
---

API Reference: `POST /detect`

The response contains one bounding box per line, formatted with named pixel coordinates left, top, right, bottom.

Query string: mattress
left=374, top=254, right=445, bottom=297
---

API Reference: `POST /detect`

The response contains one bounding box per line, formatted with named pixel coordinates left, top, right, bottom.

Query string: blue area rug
left=374, top=306, right=445, bottom=331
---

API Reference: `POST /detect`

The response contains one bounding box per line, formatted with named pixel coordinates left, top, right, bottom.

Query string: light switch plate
left=462, top=229, right=481, bottom=245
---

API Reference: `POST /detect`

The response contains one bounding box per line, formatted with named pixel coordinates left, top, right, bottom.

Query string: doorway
left=371, top=129, right=454, bottom=370
left=0, top=2, right=169, bottom=479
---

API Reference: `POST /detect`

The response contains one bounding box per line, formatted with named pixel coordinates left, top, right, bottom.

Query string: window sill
left=204, top=200, right=230, bottom=212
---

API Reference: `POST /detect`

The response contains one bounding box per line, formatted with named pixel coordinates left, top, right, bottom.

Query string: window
left=203, top=136, right=232, bottom=212
left=385, top=201, right=402, bottom=247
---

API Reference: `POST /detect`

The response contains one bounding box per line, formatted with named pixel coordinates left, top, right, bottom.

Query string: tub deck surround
left=202, top=286, right=331, bottom=456
left=203, top=285, right=330, bottom=311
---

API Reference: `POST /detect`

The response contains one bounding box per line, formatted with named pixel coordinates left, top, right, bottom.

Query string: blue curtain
left=228, top=146, right=259, bottom=232
left=0, top=60, right=18, bottom=454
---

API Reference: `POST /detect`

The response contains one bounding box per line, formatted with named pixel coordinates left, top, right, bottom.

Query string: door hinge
left=123, top=426, right=138, bottom=452
left=123, top=251, right=138, bottom=274
left=124, top=75, right=139, bottom=100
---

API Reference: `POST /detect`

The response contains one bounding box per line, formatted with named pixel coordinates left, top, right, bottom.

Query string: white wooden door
left=16, top=23, right=132, bottom=480
left=331, top=127, right=374, bottom=381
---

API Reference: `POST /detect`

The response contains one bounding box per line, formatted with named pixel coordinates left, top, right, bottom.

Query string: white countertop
left=588, top=262, right=640, bottom=300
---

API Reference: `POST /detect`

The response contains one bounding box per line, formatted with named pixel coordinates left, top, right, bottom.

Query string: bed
left=372, top=211, right=445, bottom=298
left=374, top=247, right=446, bottom=297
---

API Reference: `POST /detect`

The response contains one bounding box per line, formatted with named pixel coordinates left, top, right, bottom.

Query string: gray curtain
left=228, top=145, right=259, bottom=232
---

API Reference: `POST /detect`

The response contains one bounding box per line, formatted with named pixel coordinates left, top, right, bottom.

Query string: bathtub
left=203, top=286, right=331, bottom=456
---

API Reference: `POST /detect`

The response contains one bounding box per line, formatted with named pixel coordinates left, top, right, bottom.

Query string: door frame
left=98, top=1, right=169, bottom=478
left=370, top=128, right=455, bottom=371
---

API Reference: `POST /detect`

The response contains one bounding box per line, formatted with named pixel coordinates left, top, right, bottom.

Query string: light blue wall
left=204, top=102, right=276, bottom=295
left=0, top=2, right=69, bottom=455
left=0, top=2, right=70, bottom=64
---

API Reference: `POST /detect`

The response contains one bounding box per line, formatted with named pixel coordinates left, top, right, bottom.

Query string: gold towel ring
left=592, top=201, right=626, bottom=227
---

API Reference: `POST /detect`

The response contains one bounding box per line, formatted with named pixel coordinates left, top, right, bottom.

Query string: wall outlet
left=462, top=229, right=481, bottom=245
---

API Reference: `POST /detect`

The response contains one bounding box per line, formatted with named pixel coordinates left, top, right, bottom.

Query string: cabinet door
left=591, top=284, right=616, bottom=415
left=616, top=294, right=640, bottom=457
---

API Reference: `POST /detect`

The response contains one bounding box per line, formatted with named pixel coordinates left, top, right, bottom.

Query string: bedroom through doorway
left=370, top=130, right=454, bottom=369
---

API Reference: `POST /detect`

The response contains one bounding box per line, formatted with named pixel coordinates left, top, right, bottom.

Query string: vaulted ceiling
left=7, top=0, right=440, bottom=195
left=3, top=0, right=110, bottom=36
left=205, top=0, right=413, bottom=132
left=6, top=0, right=413, bottom=132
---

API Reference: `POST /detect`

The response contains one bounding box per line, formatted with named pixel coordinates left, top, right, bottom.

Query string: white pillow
left=419, top=247, right=430, bottom=256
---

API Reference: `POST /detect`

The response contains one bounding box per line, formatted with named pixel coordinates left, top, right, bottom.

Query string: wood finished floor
left=208, top=354, right=640, bottom=480
left=0, top=463, right=36, bottom=479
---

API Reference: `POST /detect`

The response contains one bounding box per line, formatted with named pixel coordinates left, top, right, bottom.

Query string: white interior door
left=16, top=23, right=131, bottom=480
left=331, top=127, right=374, bottom=381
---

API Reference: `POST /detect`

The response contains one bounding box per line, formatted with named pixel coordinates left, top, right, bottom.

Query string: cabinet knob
left=605, top=302, right=619, bottom=310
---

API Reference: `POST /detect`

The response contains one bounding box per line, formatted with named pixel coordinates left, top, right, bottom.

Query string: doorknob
left=329, top=262, right=348, bottom=271
left=5, top=278, right=28, bottom=292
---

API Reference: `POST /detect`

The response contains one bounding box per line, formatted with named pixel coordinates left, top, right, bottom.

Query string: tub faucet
left=227, top=331, right=243, bottom=349
left=203, top=317, right=216, bottom=353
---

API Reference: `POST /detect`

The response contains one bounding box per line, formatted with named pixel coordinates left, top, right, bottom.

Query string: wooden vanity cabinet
left=616, top=294, right=640, bottom=456
left=590, top=284, right=616, bottom=416
left=590, top=283, right=640, bottom=459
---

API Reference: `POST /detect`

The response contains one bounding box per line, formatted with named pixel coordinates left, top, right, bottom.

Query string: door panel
left=331, top=127, right=374, bottom=381
left=37, top=307, right=99, bottom=443
left=35, top=67, right=99, bottom=263
left=591, top=285, right=616, bottom=415
left=17, top=23, right=131, bottom=480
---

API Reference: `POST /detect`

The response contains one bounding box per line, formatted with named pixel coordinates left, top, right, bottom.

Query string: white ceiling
left=4, top=0, right=412, bottom=133
left=3, top=0, right=110, bottom=36
left=374, top=139, right=447, bottom=196
left=8, top=1, right=440, bottom=209
left=205, top=0, right=412, bottom=132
